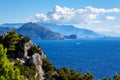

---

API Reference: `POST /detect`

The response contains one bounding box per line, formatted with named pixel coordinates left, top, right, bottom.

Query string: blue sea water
left=33, top=39, right=120, bottom=79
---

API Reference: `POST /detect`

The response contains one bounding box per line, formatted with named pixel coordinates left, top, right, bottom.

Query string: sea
left=33, top=39, right=120, bottom=79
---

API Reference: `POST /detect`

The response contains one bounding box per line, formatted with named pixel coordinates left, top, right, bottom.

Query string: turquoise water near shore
left=33, top=39, right=120, bottom=79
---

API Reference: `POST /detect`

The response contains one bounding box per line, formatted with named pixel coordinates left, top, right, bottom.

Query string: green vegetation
left=42, top=58, right=55, bottom=73
left=0, top=44, right=24, bottom=80
left=0, top=31, right=38, bottom=80
left=3, top=30, right=20, bottom=51
left=0, top=30, right=120, bottom=80
left=42, top=58, right=55, bottom=80
left=28, top=45, right=43, bottom=56
left=43, top=63, right=94, bottom=80
left=102, top=73, right=120, bottom=80
left=19, top=66, right=36, bottom=80
left=22, top=36, right=30, bottom=43
left=42, top=58, right=94, bottom=80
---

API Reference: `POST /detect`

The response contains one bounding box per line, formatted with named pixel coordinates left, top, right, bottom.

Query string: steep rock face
left=32, top=53, right=44, bottom=80
left=0, top=32, right=7, bottom=42
left=23, top=41, right=46, bottom=80
left=17, top=22, right=64, bottom=40
left=21, top=38, right=45, bottom=80
left=0, top=32, right=46, bottom=80
left=23, top=40, right=32, bottom=58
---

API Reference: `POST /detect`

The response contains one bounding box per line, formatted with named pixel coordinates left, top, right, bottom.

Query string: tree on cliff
left=3, top=30, right=20, bottom=52
left=0, top=44, right=24, bottom=80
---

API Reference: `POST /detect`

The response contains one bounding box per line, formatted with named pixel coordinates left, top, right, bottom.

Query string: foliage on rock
left=0, top=44, right=24, bottom=80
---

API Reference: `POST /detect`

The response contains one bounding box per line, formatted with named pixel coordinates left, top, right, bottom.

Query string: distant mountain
left=0, top=22, right=104, bottom=39
left=1, top=23, right=24, bottom=28
left=37, top=23, right=104, bottom=38
left=17, top=22, right=64, bottom=40
left=0, top=27, right=16, bottom=34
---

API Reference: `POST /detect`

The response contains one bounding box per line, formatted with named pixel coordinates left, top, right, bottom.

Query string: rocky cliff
left=0, top=31, right=46, bottom=80
left=0, top=31, right=94, bottom=80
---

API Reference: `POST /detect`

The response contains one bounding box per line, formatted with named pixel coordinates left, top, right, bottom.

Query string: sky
left=0, top=0, right=120, bottom=36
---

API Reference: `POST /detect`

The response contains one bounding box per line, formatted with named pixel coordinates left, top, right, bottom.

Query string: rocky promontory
left=0, top=30, right=94, bottom=80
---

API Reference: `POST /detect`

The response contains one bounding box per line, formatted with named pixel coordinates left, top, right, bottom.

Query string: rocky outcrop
left=0, top=32, right=8, bottom=43
left=24, top=40, right=32, bottom=58
left=21, top=38, right=46, bottom=80
left=32, top=53, right=44, bottom=80
left=0, top=32, right=46, bottom=80
left=22, top=40, right=45, bottom=80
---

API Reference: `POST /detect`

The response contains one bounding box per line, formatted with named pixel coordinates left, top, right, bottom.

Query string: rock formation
left=0, top=31, right=46, bottom=80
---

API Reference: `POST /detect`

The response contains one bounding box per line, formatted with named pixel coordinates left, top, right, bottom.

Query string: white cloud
left=35, top=13, right=48, bottom=22
left=106, top=8, right=120, bottom=13
left=35, top=6, right=120, bottom=24
left=92, top=21, right=102, bottom=24
left=105, top=16, right=116, bottom=20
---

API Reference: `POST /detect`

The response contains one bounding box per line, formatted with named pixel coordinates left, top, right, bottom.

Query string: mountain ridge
left=17, top=22, right=64, bottom=40
left=0, top=23, right=24, bottom=28
left=0, top=22, right=104, bottom=39
left=37, top=22, right=104, bottom=38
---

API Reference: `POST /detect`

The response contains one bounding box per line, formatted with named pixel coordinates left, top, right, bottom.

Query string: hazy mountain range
left=37, top=23, right=104, bottom=38
left=0, top=23, right=23, bottom=28
left=0, top=22, right=105, bottom=40
left=0, top=27, right=16, bottom=34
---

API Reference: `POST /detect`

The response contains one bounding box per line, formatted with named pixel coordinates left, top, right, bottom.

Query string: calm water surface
left=33, top=39, right=120, bottom=79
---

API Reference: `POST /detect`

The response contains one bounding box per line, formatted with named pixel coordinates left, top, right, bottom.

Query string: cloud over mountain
left=35, top=6, right=120, bottom=24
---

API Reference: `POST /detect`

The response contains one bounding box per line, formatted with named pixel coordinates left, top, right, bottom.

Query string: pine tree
left=3, top=30, right=20, bottom=51
left=0, top=44, right=23, bottom=80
